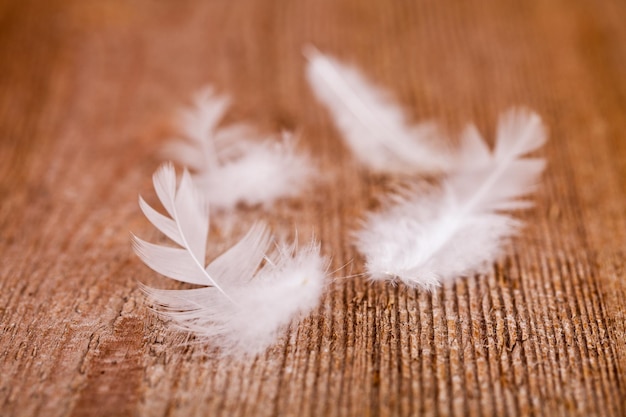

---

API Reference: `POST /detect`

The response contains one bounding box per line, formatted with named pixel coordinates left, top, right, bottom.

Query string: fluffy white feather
left=305, top=47, right=452, bottom=174
left=165, top=87, right=315, bottom=210
left=355, top=109, right=547, bottom=289
left=133, top=163, right=327, bottom=356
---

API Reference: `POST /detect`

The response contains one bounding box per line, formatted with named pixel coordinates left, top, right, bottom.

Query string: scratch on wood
left=70, top=317, right=144, bottom=417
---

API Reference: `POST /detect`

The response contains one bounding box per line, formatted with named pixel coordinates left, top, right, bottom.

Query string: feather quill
left=133, top=163, right=327, bottom=356
left=165, top=87, right=315, bottom=210
left=305, top=48, right=452, bottom=174
left=355, top=109, right=547, bottom=289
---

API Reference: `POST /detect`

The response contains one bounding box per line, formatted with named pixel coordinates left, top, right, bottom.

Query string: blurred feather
left=355, top=109, right=547, bottom=289
left=164, top=87, right=315, bottom=210
left=305, top=47, right=452, bottom=174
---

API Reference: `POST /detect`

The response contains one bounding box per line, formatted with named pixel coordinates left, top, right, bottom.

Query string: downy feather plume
left=133, top=163, right=327, bottom=356
left=165, top=87, right=315, bottom=210
left=305, top=47, right=452, bottom=174
left=355, top=109, right=547, bottom=289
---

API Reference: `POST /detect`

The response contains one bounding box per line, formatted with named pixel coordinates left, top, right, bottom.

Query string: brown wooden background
left=1, top=0, right=625, bottom=416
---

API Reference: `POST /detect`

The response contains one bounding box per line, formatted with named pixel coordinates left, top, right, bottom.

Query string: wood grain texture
left=1, top=0, right=625, bottom=416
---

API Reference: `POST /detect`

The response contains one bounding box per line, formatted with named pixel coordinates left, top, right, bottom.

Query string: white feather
left=164, top=87, right=315, bottom=210
left=197, top=134, right=315, bottom=209
left=133, top=164, right=327, bottom=356
left=305, top=47, right=452, bottom=174
left=355, top=109, right=547, bottom=289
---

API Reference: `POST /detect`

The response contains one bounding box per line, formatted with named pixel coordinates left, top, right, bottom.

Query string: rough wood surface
left=1, top=0, right=625, bottom=416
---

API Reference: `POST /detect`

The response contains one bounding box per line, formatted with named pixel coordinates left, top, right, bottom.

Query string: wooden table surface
left=1, top=0, right=625, bottom=416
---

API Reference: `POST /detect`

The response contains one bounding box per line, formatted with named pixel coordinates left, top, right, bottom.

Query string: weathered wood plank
left=1, top=0, right=625, bottom=416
